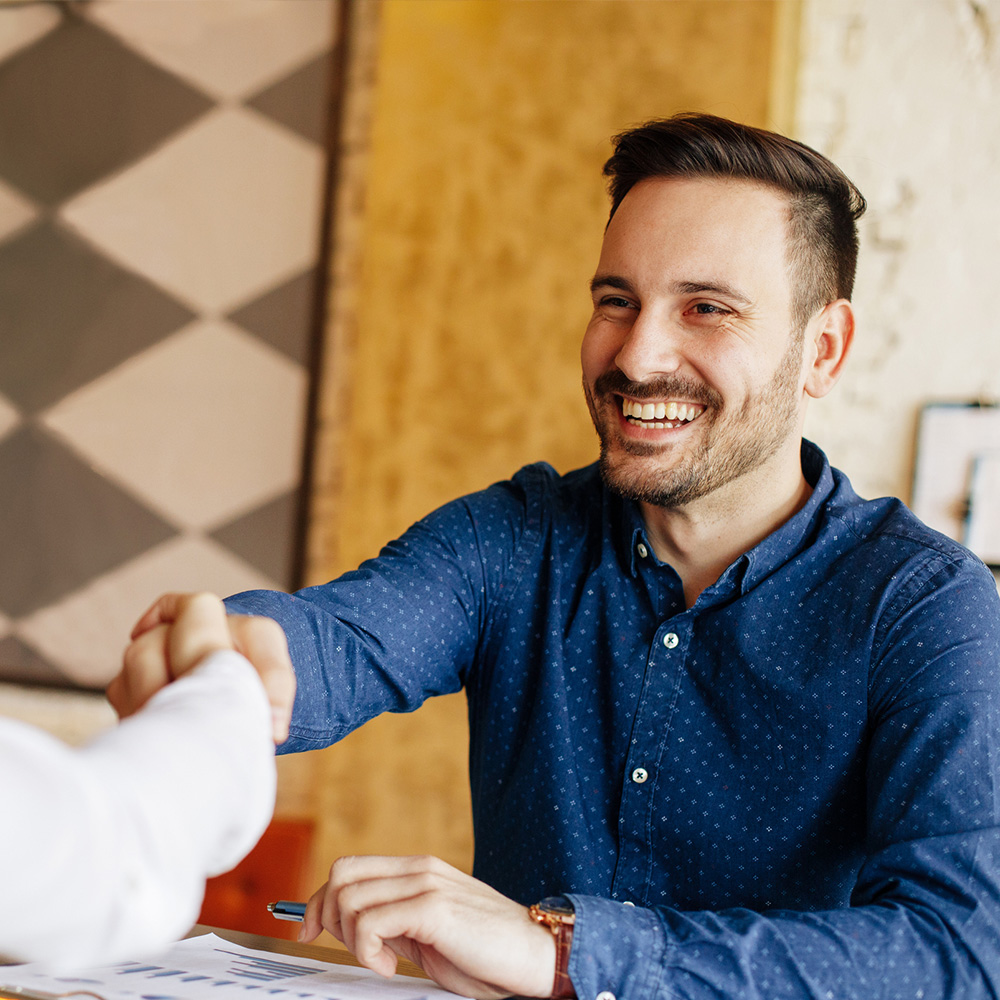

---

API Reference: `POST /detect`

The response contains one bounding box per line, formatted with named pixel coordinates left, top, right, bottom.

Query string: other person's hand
left=107, top=592, right=296, bottom=742
left=300, top=855, right=557, bottom=999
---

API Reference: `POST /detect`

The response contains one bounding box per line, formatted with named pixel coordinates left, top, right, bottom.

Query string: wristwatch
left=528, top=895, right=576, bottom=998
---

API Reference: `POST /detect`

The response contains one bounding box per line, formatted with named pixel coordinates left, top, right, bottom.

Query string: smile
left=620, top=398, right=705, bottom=430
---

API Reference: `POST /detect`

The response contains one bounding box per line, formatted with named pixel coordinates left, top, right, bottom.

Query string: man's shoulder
left=510, top=460, right=604, bottom=498
left=821, top=464, right=993, bottom=591
left=466, top=460, right=604, bottom=514
left=444, top=461, right=611, bottom=550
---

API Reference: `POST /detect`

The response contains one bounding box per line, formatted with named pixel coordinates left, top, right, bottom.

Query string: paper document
left=0, top=933, right=470, bottom=1000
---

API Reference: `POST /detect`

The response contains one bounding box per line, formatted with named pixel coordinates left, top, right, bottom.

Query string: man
left=116, top=114, right=1000, bottom=998
left=4, top=593, right=294, bottom=970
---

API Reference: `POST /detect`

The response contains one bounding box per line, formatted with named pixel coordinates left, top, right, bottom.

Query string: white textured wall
left=797, top=0, right=1000, bottom=503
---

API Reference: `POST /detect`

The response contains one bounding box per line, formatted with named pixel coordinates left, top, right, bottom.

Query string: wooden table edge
left=186, top=924, right=429, bottom=980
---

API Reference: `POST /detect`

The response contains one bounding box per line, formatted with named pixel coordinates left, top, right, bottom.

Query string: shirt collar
left=736, top=439, right=833, bottom=595
left=617, top=440, right=836, bottom=594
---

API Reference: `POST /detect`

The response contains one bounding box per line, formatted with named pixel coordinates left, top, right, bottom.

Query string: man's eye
left=601, top=296, right=634, bottom=309
left=689, top=302, right=730, bottom=316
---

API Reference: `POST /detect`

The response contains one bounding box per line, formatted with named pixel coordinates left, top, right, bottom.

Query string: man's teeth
left=621, top=399, right=703, bottom=427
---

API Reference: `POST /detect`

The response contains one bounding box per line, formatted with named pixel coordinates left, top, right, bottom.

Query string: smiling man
left=582, top=171, right=852, bottom=608
left=114, top=114, right=1000, bottom=999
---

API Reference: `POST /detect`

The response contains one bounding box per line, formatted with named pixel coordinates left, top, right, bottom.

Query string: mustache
left=593, top=369, right=721, bottom=407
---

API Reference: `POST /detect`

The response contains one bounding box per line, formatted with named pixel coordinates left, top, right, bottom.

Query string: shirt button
left=662, top=632, right=679, bottom=649
left=622, top=901, right=635, bottom=907
left=631, top=767, right=648, bottom=784
left=636, top=542, right=648, bottom=559
left=597, top=992, right=616, bottom=1000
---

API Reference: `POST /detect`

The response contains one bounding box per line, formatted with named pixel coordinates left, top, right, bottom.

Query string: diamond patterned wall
left=0, top=0, right=339, bottom=689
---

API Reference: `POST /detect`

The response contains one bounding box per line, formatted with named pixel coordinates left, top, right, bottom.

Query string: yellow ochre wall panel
left=304, top=0, right=788, bottom=888
left=337, top=0, right=780, bottom=569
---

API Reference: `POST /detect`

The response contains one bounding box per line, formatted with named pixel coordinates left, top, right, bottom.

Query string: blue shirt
left=228, top=441, right=1000, bottom=999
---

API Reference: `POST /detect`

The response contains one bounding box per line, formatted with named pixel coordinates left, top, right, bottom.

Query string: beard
left=586, top=335, right=804, bottom=510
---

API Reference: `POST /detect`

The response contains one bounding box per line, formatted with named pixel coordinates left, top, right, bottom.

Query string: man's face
left=581, top=175, right=810, bottom=509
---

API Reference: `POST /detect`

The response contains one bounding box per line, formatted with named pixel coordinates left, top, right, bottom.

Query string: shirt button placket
left=628, top=630, right=680, bottom=793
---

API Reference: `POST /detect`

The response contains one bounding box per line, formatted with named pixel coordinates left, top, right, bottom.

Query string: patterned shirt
left=227, top=441, right=1000, bottom=999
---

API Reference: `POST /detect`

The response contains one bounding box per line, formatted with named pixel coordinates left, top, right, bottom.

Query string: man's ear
left=804, top=299, right=854, bottom=399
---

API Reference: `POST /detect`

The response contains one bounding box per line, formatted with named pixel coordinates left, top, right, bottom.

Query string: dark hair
left=603, top=113, right=867, bottom=331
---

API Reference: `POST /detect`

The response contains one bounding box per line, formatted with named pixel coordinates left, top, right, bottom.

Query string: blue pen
left=267, top=900, right=307, bottom=922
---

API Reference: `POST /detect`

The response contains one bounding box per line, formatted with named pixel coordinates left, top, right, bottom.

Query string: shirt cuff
left=565, top=894, right=666, bottom=1000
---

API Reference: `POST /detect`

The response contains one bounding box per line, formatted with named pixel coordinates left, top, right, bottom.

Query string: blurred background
left=1, top=0, right=997, bottom=937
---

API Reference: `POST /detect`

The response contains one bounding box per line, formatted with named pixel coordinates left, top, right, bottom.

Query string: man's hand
left=299, top=855, right=557, bottom=999
left=106, top=592, right=296, bottom=743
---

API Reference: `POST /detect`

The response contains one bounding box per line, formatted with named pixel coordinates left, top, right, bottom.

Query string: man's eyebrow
left=589, top=274, right=635, bottom=295
left=672, top=279, right=753, bottom=306
left=589, top=275, right=754, bottom=306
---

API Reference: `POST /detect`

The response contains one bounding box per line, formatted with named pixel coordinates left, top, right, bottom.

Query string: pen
left=267, top=900, right=307, bottom=922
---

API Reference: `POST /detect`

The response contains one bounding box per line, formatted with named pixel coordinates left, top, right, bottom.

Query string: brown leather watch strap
left=550, top=917, right=575, bottom=998
left=528, top=902, right=576, bottom=998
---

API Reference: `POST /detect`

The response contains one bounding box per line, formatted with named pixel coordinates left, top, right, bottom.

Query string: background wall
left=305, top=0, right=790, bottom=885
left=797, top=0, right=1000, bottom=505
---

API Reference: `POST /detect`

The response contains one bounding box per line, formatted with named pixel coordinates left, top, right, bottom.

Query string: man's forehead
left=596, top=175, right=795, bottom=302
left=610, top=174, right=792, bottom=229
left=600, top=175, right=793, bottom=269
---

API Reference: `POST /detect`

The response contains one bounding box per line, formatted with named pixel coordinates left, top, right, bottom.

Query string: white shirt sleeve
left=0, top=649, right=276, bottom=971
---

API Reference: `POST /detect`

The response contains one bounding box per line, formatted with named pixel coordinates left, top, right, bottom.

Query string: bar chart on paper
left=0, top=934, right=471, bottom=1000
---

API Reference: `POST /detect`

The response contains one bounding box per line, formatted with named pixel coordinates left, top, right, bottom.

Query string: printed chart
left=0, top=934, right=468, bottom=1000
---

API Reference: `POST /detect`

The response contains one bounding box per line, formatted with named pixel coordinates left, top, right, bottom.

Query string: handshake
left=107, top=591, right=297, bottom=744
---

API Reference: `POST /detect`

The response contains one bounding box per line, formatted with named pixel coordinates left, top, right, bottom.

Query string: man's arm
left=297, top=558, right=1000, bottom=1000
left=114, top=476, right=536, bottom=753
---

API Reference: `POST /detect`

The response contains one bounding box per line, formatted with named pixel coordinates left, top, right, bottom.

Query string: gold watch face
left=536, top=896, right=575, bottom=920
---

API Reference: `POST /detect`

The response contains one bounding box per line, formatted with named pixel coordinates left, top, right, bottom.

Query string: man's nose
left=614, top=308, right=683, bottom=384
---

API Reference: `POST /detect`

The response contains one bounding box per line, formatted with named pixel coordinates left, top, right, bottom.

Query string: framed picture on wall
left=911, top=401, right=1000, bottom=569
